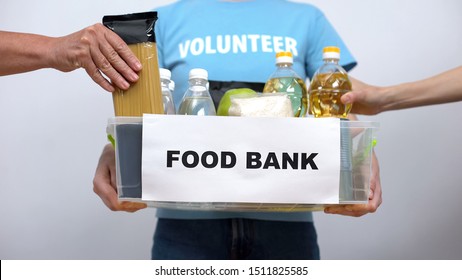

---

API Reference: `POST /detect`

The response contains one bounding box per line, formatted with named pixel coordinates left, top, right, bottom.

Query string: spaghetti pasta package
left=103, top=12, right=164, bottom=116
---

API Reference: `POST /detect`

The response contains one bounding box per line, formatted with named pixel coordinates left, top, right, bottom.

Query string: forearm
left=382, top=66, right=462, bottom=112
left=0, top=31, right=56, bottom=75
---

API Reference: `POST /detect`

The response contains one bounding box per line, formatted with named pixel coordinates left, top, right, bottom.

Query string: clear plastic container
left=107, top=117, right=378, bottom=211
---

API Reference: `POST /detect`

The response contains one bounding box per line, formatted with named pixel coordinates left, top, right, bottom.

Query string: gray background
left=1, top=0, right=461, bottom=259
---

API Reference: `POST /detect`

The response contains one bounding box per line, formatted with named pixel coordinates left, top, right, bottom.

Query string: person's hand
left=342, top=78, right=388, bottom=115
left=93, top=144, right=147, bottom=212
left=324, top=152, right=382, bottom=217
left=50, top=23, right=142, bottom=92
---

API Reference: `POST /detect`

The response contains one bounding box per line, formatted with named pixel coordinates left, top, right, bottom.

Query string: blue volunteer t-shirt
left=154, top=0, right=357, bottom=222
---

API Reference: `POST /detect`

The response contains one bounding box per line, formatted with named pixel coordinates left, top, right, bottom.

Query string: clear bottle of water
left=159, top=68, right=176, bottom=115
left=168, top=79, right=175, bottom=94
left=178, top=68, right=216, bottom=116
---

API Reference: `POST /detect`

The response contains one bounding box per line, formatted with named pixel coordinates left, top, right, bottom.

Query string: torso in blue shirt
left=154, top=0, right=357, bottom=221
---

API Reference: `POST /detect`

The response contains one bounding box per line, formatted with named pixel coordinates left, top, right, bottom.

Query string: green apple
left=217, top=88, right=257, bottom=116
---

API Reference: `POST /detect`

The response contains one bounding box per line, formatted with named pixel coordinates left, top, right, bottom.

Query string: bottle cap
left=189, top=68, right=208, bottom=80
left=159, top=68, right=171, bottom=80
left=275, top=51, right=293, bottom=65
left=323, top=46, right=340, bottom=60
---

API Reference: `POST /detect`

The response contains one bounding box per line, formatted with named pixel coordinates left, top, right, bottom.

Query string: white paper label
left=142, top=114, right=340, bottom=204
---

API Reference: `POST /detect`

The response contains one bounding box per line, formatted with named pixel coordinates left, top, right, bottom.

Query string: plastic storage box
left=107, top=117, right=378, bottom=211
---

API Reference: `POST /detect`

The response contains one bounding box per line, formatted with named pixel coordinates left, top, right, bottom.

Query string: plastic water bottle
left=178, top=68, right=216, bottom=116
left=263, top=51, right=308, bottom=117
left=309, top=46, right=352, bottom=118
left=169, top=79, right=175, bottom=94
left=159, top=68, right=176, bottom=115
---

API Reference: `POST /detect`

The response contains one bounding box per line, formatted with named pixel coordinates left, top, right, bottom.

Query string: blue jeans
left=152, top=218, right=320, bottom=260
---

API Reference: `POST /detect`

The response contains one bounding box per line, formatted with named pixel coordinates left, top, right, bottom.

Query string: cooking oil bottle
left=309, top=46, right=352, bottom=118
left=263, top=51, right=308, bottom=117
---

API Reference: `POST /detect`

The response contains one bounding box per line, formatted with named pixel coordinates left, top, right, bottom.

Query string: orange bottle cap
left=323, top=46, right=340, bottom=53
left=275, top=51, right=293, bottom=64
left=276, top=51, right=293, bottom=58
left=322, top=46, right=341, bottom=60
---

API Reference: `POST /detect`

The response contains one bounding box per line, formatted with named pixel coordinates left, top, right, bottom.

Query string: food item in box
left=178, top=68, right=216, bottom=116
left=228, top=93, right=293, bottom=117
left=103, top=12, right=164, bottom=116
left=160, top=68, right=176, bottom=115
left=263, top=51, right=308, bottom=117
left=309, top=46, right=352, bottom=118
left=217, top=88, right=257, bottom=116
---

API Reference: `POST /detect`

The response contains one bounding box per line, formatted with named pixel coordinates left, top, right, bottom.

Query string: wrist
left=25, top=34, right=56, bottom=70
left=388, top=81, right=428, bottom=112
left=380, top=84, right=406, bottom=112
left=44, top=37, right=64, bottom=71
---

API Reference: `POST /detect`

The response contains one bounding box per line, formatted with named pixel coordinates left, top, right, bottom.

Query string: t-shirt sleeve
left=305, top=9, right=357, bottom=78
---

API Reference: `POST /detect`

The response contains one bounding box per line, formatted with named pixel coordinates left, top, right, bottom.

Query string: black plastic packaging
left=102, top=11, right=157, bottom=44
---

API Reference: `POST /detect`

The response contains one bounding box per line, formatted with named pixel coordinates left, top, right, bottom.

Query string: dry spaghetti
left=103, top=12, right=164, bottom=116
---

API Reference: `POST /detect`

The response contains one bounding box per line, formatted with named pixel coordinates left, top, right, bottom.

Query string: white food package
left=228, top=93, right=293, bottom=117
